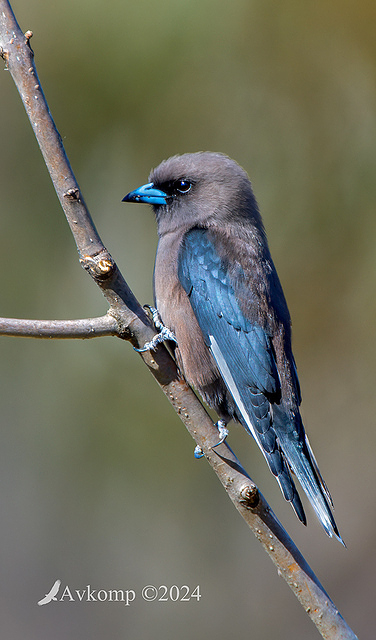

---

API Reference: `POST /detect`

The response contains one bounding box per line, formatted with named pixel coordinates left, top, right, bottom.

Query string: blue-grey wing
left=178, top=227, right=305, bottom=521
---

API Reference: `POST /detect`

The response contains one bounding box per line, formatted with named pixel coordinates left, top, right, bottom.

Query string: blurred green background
left=1, top=0, right=375, bottom=637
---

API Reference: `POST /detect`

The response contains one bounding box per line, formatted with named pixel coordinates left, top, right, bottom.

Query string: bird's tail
left=234, top=397, right=307, bottom=525
left=273, top=406, right=344, bottom=544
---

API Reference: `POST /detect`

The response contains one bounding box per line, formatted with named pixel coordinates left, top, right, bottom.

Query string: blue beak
left=122, top=182, right=168, bottom=206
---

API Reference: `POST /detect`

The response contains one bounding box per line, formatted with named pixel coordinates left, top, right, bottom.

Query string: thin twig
left=0, top=2, right=358, bottom=638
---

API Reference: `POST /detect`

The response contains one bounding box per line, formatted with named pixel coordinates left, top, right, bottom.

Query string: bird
left=122, top=151, right=342, bottom=542
left=37, top=579, right=61, bottom=605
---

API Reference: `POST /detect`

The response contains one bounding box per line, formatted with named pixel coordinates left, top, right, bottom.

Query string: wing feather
left=178, top=227, right=343, bottom=541
left=178, top=228, right=305, bottom=521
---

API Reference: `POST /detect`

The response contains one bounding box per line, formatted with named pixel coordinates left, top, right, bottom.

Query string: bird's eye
left=174, top=180, right=192, bottom=194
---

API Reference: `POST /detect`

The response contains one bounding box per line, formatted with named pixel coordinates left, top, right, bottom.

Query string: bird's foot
left=144, top=306, right=165, bottom=332
left=194, top=445, right=204, bottom=459
left=134, top=306, right=177, bottom=352
left=134, top=327, right=177, bottom=352
left=194, top=421, right=229, bottom=459
left=211, top=420, right=229, bottom=448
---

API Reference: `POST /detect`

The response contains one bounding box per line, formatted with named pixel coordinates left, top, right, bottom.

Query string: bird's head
left=122, top=152, right=262, bottom=236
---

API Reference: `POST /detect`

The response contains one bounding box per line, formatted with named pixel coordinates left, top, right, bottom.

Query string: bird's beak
left=122, top=182, right=168, bottom=206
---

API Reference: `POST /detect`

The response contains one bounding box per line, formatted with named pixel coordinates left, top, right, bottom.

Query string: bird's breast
left=153, top=232, right=221, bottom=393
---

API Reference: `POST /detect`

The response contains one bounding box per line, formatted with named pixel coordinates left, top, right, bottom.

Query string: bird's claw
left=211, top=420, right=229, bottom=449
left=194, top=421, right=228, bottom=459
left=135, top=306, right=177, bottom=352
left=134, top=326, right=177, bottom=352
left=194, top=445, right=204, bottom=459
left=144, top=305, right=164, bottom=331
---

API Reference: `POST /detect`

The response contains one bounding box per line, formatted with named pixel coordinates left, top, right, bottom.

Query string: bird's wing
left=178, top=227, right=305, bottom=521
left=49, top=580, right=61, bottom=597
left=178, top=227, right=342, bottom=541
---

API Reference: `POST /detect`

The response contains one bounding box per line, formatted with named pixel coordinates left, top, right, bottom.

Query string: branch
left=0, top=3, right=357, bottom=638
left=0, top=314, right=118, bottom=338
